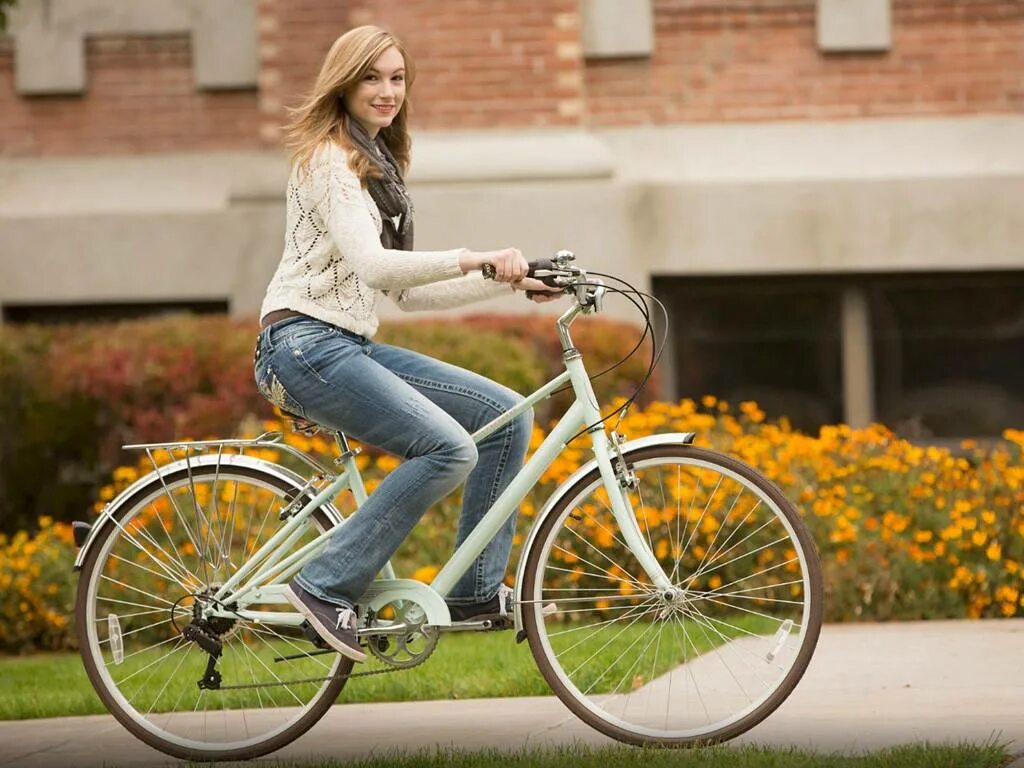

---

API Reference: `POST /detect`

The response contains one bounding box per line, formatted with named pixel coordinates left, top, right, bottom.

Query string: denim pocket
left=255, top=361, right=306, bottom=418
left=284, top=325, right=362, bottom=386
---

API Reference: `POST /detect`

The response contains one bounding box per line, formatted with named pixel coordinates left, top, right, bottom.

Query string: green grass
left=3, top=614, right=775, bottom=719
left=178, top=742, right=1010, bottom=768
left=0, top=631, right=547, bottom=720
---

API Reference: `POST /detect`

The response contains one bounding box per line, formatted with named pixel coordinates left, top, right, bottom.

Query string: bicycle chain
left=211, top=633, right=434, bottom=691
left=213, top=659, right=407, bottom=691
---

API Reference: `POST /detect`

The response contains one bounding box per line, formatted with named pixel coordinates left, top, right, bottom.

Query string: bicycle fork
left=589, top=428, right=676, bottom=595
left=561, top=349, right=675, bottom=597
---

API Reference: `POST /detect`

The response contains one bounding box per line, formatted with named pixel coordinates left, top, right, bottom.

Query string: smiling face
left=343, top=45, right=406, bottom=138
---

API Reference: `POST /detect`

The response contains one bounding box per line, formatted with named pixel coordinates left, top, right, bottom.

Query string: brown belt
left=260, top=309, right=307, bottom=330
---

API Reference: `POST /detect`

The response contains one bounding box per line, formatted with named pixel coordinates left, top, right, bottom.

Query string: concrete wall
left=2, top=116, right=1022, bottom=428
left=3, top=116, right=1021, bottom=320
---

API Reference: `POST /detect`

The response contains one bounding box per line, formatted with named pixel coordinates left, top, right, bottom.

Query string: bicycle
left=72, top=251, right=823, bottom=761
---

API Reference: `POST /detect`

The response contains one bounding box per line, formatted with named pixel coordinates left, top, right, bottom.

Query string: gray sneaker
left=283, top=583, right=366, bottom=662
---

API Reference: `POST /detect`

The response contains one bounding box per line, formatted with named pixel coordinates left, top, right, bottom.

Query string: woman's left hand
left=512, top=277, right=564, bottom=304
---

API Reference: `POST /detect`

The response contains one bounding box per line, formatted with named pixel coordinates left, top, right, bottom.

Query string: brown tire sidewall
left=75, top=464, right=352, bottom=762
left=520, top=444, right=824, bottom=747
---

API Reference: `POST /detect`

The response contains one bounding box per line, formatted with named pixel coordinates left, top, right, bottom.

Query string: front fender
left=73, top=454, right=339, bottom=571
left=512, top=431, right=695, bottom=634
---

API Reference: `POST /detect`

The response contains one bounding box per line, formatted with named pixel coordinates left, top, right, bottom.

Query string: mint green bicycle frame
left=206, top=302, right=674, bottom=627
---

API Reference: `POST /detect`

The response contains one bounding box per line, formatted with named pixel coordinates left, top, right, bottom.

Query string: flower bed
left=3, top=398, right=1021, bottom=652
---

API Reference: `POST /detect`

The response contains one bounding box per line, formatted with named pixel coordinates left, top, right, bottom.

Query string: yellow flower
left=376, top=455, right=401, bottom=473
left=412, top=564, right=439, bottom=583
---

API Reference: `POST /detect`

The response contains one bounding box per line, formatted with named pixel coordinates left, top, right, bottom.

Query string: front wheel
left=521, top=444, right=823, bottom=746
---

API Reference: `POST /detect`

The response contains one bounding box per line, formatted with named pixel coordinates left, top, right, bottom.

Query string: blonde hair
left=284, top=26, right=414, bottom=181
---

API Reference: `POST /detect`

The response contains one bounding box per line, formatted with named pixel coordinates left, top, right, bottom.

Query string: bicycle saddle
left=278, top=407, right=324, bottom=437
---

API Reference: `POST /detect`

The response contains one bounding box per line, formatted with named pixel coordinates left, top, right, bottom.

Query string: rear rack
left=122, top=431, right=350, bottom=477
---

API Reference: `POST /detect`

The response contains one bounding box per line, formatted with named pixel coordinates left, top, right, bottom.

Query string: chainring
left=365, top=599, right=439, bottom=669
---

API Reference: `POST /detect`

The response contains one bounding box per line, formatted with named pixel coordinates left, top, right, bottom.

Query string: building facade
left=1, top=0, right=1022, bottom=437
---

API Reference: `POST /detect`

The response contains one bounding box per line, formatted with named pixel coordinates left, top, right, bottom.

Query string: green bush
left=0, top=313, right=653, bottom=535
left=407, top=313, right=661, bottom=424
left=0, top=316, right=270, bottom=535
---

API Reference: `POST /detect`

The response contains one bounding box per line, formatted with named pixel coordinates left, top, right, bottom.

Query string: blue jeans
left=253, top=316, right=533, bottom=610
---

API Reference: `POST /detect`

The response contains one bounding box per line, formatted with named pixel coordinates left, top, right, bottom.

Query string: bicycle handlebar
left=481, top=258, right=580, bottom=299
left=480, top=251, right=605, bottom=309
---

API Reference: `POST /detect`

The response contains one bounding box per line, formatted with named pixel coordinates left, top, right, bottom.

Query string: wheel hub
left=189, top=586, right=240, bottom=642
left=656, top=587, right=692, bottom=618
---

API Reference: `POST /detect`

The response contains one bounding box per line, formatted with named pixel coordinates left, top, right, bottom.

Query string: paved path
left=1, top=619, right=1022, bottom=767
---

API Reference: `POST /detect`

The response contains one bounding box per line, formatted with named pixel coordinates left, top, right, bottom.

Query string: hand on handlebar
left=512, top=277, right=565, bottom=304
left=466, top=248, right=528, bottom=283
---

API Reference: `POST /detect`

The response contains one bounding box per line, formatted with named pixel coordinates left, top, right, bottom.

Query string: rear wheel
left=522, top=445, right=823, bottom=745
left=75, top=463, right=352, bottom=761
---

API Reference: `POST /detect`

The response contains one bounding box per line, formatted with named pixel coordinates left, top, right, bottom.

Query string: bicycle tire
left=521, top=444, right=823, bottom=746
left=76, top=463, right=352, bottom=762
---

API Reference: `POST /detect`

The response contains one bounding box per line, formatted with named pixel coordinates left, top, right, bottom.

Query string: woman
left=254, top=25, right=561, bottom=662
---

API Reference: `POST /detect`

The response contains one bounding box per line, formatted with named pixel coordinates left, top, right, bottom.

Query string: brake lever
left=482, top=261, right=574, bottom=300
left=532, top=272, right=565, bottom=288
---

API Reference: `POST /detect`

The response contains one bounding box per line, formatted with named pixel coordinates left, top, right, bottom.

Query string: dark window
left=869, top=272, right=1024, bottom=440
left=654, top=276, right=844, bottom=433
left=2, top=300, right=229, bottom=325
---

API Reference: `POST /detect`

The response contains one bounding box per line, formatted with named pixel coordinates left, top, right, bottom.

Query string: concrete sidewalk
left=1, top=619, right=1021, bottom=767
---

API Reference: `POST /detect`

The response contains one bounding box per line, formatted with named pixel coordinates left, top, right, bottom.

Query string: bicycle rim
left=523, top=445, right=823, bottom=745
left=76, top=464, right=352, bottom=761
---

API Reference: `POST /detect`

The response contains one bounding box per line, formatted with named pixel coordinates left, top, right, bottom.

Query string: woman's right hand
left=460, top=248, right=528, bottom=283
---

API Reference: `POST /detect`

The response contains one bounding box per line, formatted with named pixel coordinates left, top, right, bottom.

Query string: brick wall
left=585, top=0, right=1024, bottom=125
left=1, top=0, right=1021, bottom=156
left=257, top=0, right=582, bottom=145
left=256, top=0, right=353, bottom=145
left=353, top=0, right=584, bottom=130
left=0, top=35, right=261, bottom=156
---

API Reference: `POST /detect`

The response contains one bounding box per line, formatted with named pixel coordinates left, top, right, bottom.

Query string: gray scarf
left=346, top=119, right=414, bottom=251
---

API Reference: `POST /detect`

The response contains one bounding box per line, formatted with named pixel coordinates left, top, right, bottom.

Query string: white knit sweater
left=260, top=142, right=511, bottom=337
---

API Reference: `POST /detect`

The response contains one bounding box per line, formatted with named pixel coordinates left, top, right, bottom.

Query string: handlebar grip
left=526, top=259, right=552, bottom=278
left=483, top=260, right=557, bottom=285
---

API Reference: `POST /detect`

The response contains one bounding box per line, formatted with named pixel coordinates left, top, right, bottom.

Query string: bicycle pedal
left=300, top=620, right=329, bottom=650
left=481, top=616, right=513, bottom=631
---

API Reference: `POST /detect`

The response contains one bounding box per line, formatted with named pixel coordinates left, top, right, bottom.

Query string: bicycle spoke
left=589, top=616, right=661, bottom=697
left=544, top=562, right=644, bottom=588
left=681, top=605, right=769, bottom=693
left=521, top=593, right=652, bottom=605
left=108, top=553, right=192, bottom=595
left=80, top=466, right=350, bottom=758
left=99, top=617, right=178, bottom=646
left=239, top=635, right=306, bottom=706
left=696, top=593, right=804, bottom=627
left=689, top=500, right=766, bottom=581
left=557, top=527, right=648, bottom=593
left=528, top=449, right=820, bottom=744
left=108, top=515, right=197, bottom=593
left=688, top=533, right=793, bottom=584
left=99, top=575, right=178, bottom=607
